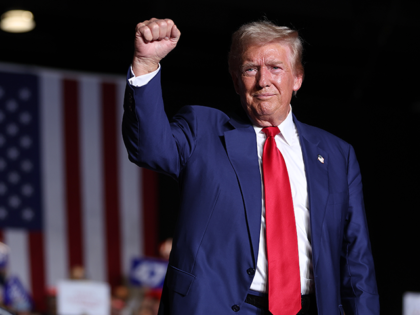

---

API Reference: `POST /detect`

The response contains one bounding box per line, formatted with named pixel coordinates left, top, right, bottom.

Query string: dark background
left=1, top=0, right=420, bottom=314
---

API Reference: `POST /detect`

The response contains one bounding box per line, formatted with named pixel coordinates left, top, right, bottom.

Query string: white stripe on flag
left=4, top=229, right=30, bottom=291
left=80, top=77, right=106, bottom=282
left=40, top=71, right=68, bottom=288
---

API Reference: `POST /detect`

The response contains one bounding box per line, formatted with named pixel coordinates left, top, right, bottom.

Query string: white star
left=6, top=123, right=19, bottom=136
left=21, top=160, right=33, bottom=172
left=6, top=99, right=18, bottom=112
left=20, top=136, right=32, bottom=148
left=9, top=195, right=21, bottom=208
left=7, top=147, right=19, bottom=160
left=0, top=207, right=7, bottom=220
left=21, top=184, right=33, bottom=196
left=22, top=208, right=34, bottom=221
left=20, top=112, right=32, bottom=124
left=0, top=182, right=7, bottom=195
left=8, top=172, right=20, bottom=184
left=19, top=88, right=31, bottom=101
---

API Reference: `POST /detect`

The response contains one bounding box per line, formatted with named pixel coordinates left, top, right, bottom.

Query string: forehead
left=241, top=42, right=292, bottom=64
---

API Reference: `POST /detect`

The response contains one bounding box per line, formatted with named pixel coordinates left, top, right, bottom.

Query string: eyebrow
left=241, top=60, right=285, bottom=70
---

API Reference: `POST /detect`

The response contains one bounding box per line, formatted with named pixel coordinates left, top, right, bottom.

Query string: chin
left=256, top=103, right=278, bottom=116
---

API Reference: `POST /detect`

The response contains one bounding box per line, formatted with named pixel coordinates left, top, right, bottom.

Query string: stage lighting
left=0, top=10, right=35, bottom=33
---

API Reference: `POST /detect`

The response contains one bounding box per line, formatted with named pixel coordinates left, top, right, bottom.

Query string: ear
left=293, top=72, right=303, bottom=92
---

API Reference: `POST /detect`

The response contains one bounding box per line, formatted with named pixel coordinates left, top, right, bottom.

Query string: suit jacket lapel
left=223, top=113, right=330, bottom=268
left=224, top=115, right=262, bottom=266
left=294, top=116, right=329, bottom=268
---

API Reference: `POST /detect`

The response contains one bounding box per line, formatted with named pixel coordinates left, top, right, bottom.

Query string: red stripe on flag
left=28, top=231, right=46, bottom=311
left=63, top=79, right=84, bottom=269
left=142, top=169, right=159, bottom=257
left=101, top=82, right=122, bottom=288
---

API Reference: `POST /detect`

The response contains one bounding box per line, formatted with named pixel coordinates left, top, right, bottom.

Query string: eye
left=243, top=67, right=257, bottom=76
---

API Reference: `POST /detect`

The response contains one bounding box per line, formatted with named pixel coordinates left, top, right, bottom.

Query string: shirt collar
left=253, top=105, right=297, bottom=146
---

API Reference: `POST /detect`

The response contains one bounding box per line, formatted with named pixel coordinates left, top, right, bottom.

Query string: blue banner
left=3, top=275, right=32, bottom=311
left=130, top=257, right=168, bottom=289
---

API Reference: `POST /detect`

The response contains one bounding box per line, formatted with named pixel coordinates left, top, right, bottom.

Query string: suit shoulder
left=174, top=105, right=231, bottom=125
left=297, top=121, right=352, bottom=153
left=177, top=105, right=229, bottom=117
left=300, top=122, right=348, bottom=142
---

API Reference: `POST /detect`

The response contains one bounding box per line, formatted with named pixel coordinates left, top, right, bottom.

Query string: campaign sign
left=130, top=257, right=168, bottom=289
left=403, top=292, right=420, bottom=315
left=57, top=281, right=110, bottom=315
left=3, top=275, right=32, bottom=311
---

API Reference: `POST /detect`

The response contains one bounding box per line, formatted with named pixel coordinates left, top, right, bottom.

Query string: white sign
left=403, top=292, right=420, bottom=315
left=57, top=281, right=110, bottom=315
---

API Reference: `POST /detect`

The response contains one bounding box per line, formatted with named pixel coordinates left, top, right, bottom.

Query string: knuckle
left=135, top=22, right=144, bottom=30
left=140, top=28, right=151, bottom=38
left=139, top=26, right=148, bottom=33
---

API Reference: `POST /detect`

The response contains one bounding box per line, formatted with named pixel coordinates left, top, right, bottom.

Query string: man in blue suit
left=122, top=18, right=379, bottom=315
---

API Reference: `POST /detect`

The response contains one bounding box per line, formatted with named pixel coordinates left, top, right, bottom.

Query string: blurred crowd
left=0, top=238, right=172, bottom=315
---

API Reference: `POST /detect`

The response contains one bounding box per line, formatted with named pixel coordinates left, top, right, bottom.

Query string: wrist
left=132, top=57, right=159, bottom=76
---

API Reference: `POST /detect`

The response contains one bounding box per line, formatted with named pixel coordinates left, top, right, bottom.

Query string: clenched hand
left=132, top=18, right=181, bottom=76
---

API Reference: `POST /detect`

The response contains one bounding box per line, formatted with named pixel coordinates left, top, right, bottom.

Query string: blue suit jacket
left=122, top=70, right=379, bottom=315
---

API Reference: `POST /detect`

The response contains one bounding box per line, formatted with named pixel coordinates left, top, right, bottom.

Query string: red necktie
left=262, top=127, right=301, bottom=315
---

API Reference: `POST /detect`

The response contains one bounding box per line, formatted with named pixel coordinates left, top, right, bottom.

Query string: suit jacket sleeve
left=340, top=144, right=379, bottom=314
left=122, top=68, right=196, bottom=179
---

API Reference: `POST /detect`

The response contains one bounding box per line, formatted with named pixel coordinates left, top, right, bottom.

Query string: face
left=233, top=42, right=303, bottom=127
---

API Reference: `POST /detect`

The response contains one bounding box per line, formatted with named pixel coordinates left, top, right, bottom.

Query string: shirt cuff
left=128, top=64, right=161, bottom=87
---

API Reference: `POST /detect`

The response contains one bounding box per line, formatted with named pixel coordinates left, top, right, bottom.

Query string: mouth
left=254, top=93, right=275, bottom=100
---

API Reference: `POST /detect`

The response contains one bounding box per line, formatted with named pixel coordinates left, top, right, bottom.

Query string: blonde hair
left=228, top=20, right=304, bottom=77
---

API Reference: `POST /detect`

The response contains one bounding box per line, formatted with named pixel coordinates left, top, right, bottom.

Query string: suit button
left=231, top=305, right=240, bottom=312
left=247, top=268, right=255, bottom=275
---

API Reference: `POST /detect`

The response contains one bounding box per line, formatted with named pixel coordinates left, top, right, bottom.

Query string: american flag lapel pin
left=318, top=155, right=324, bottom=164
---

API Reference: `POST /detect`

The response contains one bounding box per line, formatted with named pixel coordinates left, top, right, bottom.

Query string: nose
left=257, top=66, right=271, bottom=88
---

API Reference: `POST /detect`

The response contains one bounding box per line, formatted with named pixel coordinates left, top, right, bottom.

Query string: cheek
left=242, top=77, right=254, bottom=88
left=241, top=80, right=255, bottom=96
left=276, top=74, right=295, bottom=90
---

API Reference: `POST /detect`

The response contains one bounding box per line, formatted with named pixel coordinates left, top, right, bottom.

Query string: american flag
left=0, top=63, right=158, bottom=311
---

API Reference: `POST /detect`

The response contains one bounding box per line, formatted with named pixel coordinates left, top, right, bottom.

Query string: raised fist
left=132, top=18, right=181, bottom=76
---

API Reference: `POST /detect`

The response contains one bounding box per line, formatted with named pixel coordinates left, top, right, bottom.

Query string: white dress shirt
left=129, top=65, right=161, bottom=87
left=129, top=66, right=314, bottom=294
left=250, top=108, right=314, bottom=294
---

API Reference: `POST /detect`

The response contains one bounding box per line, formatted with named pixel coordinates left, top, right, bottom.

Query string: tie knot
left=262, top=126, right=280, bottom=138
